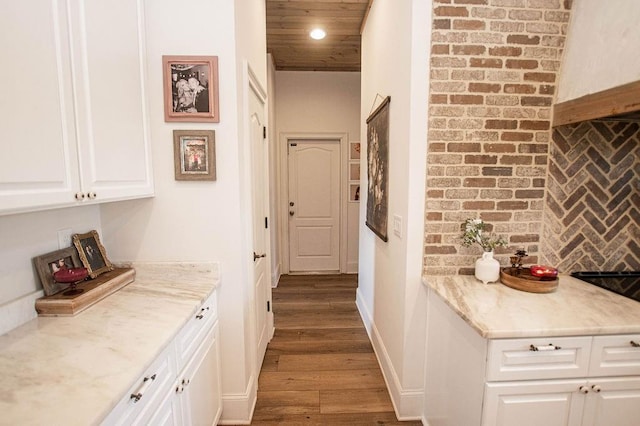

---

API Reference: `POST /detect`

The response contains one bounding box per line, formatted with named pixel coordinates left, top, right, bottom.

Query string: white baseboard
left=218, top=374, right=257, bottom=425
left=0, top=290, right=43, bottom=336
left=356, top=288, right=424, bottom=420
left=346, top=260, right=359, bottom=274
left=355, top=288, right=372, bottom=337
left=271, top=263, right=281, bottom=288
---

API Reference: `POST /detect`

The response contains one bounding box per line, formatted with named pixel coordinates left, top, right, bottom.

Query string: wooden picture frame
left=34, top=247, right=82, bottom=296
left=72, top=230, right=113, bottom=279
left=365, top=96, right=390, bottom=242
left=173, top=130, right=216, bottom=181
left=163, top=55, right=219, bottom=122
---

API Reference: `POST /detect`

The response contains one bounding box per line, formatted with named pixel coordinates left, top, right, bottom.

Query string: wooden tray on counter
left=500, top=267, right=558, bottom=294
left=35, top=268, right=135, bottom=316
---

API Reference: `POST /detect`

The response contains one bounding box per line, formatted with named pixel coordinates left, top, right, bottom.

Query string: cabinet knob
left=630, top=340, right=640, bottom=348
left=75, top=192, right=85, bottom=200
left=591, top=384, right=602, bottom=393
left=87, top=192, right=97, bottom=199
left=578, top=385, right=589, bottom=394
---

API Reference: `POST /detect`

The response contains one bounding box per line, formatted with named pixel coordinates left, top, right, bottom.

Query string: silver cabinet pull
left=529, top=344, right=561, bottom=351
left=196, top=306, right=210, bottom=320
left=130, top=374, right=156, bottom=402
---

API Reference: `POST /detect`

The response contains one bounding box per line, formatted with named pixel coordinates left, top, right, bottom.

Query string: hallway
left=250, top=274, right=422, bottom=425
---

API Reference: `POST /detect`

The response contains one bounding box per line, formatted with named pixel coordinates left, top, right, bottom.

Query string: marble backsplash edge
left=0, top=261, right=220, bottom=337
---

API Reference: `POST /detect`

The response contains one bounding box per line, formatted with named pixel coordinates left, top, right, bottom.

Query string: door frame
left=278, top=132, right=349, bottom=274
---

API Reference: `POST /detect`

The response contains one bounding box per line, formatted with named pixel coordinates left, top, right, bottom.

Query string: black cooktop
left=571, top=271, right=640, bottom=303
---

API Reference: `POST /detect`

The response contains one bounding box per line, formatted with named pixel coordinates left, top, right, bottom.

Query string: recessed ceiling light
left=309, top=28, right=326, bottom=40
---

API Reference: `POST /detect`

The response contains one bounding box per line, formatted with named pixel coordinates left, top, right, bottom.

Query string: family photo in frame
left=163, top=55, right=220, bottom=122
left=173, top=130, right=216, bottom=181
left=72, top=230, right=113, bottom=279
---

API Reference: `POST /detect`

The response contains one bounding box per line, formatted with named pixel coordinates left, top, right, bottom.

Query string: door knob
left=253, top=252, right=266, bottom=261
left=289, top=211, right=294, bottom=216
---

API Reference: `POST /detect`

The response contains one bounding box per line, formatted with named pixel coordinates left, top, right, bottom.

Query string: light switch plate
left=57, top=228, right=73, bottom=249
left=393, top=215, right=402, bottom=238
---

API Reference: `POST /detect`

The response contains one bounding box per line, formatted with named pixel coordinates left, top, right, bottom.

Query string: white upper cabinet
left=0, top=0, right=153, bottom=215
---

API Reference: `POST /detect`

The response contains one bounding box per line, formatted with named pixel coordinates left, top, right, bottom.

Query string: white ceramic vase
left=475, top=250, right=500, bottom=284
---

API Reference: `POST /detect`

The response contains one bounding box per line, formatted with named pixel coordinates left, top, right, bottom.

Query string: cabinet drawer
left=487, top=336, right=592, bottom=381
left=175, top=290, right=218, bottom=368
left=589, top=334, right=640, bottom=377
left=101, top=342, right=176, bottom=425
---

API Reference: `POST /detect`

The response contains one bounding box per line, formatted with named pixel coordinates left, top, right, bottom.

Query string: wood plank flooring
left=249, top=274, right=422, bottom=425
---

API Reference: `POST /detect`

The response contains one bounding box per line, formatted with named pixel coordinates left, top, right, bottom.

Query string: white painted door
left=582, top=377, right=640, bottom=426
left=249, top=82, right=272, bottom=366
left=288, top=140, right=341, bottom=272
left=482, top=380, right=585, bottom=426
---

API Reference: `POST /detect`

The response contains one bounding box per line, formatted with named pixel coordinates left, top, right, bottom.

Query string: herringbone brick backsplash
left=542, top=121, right=640, bottom=272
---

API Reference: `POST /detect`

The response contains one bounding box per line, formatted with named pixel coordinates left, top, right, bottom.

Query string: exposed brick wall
left=542, top=122, right=640, bottom=272
left=423, top=0, right=572, bottom=275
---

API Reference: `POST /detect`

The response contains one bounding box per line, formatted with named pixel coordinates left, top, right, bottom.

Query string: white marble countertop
left=0, top=262, right=219, bottom=426
left=423, top=274, right=640, bottom=339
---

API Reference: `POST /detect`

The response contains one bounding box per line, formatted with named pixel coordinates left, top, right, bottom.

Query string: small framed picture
left=349, top=184, right=360, bottom=202
left=349, top=163, right=360, bottom=181
left=350, top=142, right=361, bottom=160
left=72, top=230, right=113, bottom=279
left=173, top=130, right=216, bottom=181
left=163, top=55, right=219, bottom=122
left=33, top=247, right=82, bottom=296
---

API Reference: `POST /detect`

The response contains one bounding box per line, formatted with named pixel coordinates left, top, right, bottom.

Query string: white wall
left=358, top=0, right=429, bottom=419
left=0, top=206, right=101, bottom=334
left=100, top=0, right=266, bottom=423
left=267, top=55, right=280, bottom=284
left=556, top=0, right=640, bottom=103
left=274, top=71, right=361, bottom=273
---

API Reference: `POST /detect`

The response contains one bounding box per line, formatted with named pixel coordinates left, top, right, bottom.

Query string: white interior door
left=288, top=140, right=341, bottom=272
left=249, top=82, right=272, bottom=367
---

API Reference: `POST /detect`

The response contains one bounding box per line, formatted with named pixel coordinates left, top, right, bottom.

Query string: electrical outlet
left=57, top=228, right=73, bottom=249
left=393, top=215, right=402, bottom=238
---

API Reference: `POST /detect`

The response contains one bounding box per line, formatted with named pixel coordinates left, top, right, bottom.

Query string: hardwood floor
left=249, top=274, right=422, bottom=425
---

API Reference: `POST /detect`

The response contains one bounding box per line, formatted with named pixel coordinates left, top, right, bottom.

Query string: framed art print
left=163, top=55, right=219, bottom=122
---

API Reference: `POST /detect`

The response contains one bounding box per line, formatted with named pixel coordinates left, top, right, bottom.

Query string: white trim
left=356, top=287, right=424, bottom=421
left=278, top=131, right=349, bottom=274
left=219, top=373, right=257, bottom=425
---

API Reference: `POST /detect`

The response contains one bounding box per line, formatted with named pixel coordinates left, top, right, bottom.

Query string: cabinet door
left=482, top=380, right=585, bottom=426
left=179, top=322, right=222, bottom=426
left=0, top=0, right=80, bottom=214
left=68, top=0, right=153, bottom=202
left=582, top=377, right=640, bottom=426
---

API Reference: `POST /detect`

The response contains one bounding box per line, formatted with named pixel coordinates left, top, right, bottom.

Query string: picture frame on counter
left=33, top=247, right=83, bottom=296
left=173, top=130, right=217, bottom=181
left=163, top=55, right=220, bottom=122
left=72, top=230, right=113, bottom=279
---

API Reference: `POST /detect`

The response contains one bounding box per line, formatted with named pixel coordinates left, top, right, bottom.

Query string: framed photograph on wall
left=365, top=96, right=390, bottom=242
left=349, top=163, right=360, bottom=181
left=350, top=142, right=361, bottom=160
left=173, top=130, right=216, bottom=181
left=163, top=55, right=219, bottom=122
left=33, top=247, right=82, bottom=296
left=72, top=230, right=113, bottom=279
left=349, top=184, right=360, bottom=202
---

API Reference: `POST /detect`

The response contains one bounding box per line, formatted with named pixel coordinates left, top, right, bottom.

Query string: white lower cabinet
left=424, top=291, right=640, bottom=426
left=102, top=290, right=221, bottom=425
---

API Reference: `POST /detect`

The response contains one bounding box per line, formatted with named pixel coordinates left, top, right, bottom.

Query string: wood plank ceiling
left=266, top=0, right=371, bottom=72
